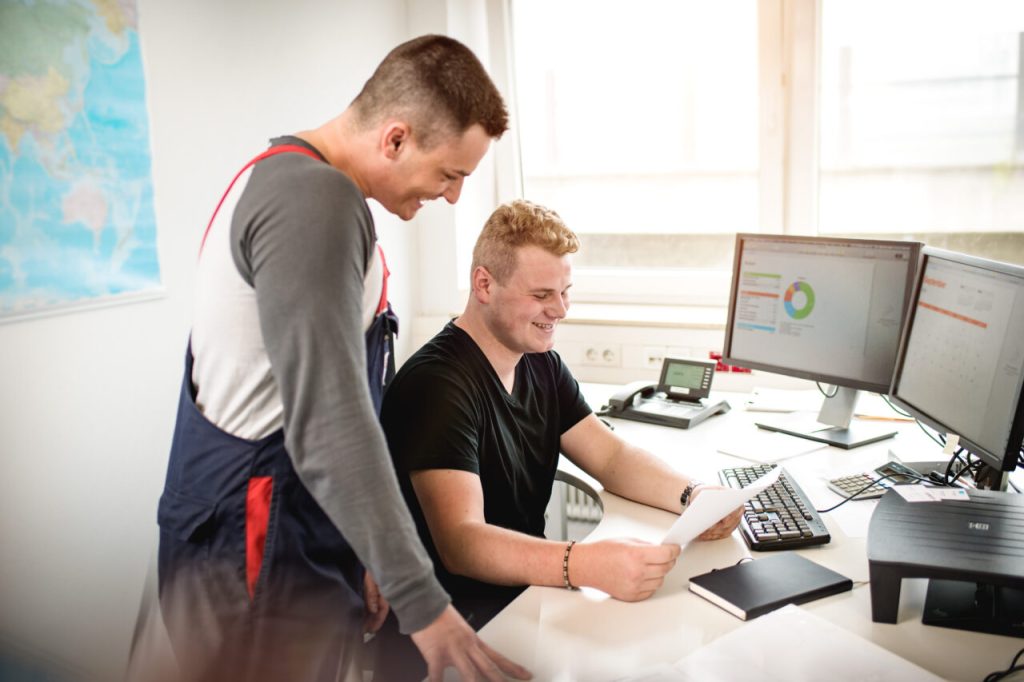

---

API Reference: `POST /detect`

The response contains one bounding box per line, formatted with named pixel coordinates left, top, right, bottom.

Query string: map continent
left=0, top=0, right=160, bottom=317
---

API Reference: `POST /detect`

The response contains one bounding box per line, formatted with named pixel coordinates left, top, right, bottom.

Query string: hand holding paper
left=663, top=467, right=781, bottom=546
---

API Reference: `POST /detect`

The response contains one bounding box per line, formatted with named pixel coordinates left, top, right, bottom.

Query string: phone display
left=659, top=358, right=714, bottom=401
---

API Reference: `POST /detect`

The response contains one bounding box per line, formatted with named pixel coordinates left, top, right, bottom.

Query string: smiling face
left=376, top=123, right=492, bottom=220
left=482, top=245, right=573, bottom=356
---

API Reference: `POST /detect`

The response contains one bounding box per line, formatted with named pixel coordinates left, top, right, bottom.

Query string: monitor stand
left=900, top=454, right=1020, bottom=636
left=868, top=489, right=1024, bottom=640
left=754, top=386, right=898, bottom=450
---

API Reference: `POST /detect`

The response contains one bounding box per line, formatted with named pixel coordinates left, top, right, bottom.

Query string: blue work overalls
left=157, top=145, right=398, bottom=682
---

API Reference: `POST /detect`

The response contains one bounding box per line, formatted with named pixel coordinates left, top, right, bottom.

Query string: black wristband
left=680, top=480, right=703, bottom=510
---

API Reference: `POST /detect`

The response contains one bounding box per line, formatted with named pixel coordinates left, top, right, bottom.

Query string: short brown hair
left=351, top=35, right=509, bottom=148
left=472, top=200, right=579, bottom=283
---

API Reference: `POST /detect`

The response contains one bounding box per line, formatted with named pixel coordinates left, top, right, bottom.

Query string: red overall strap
left=376, top=244, right=390, bottom=315
left=198, top=144, right=323, bottom=257
left=198, top=142, right=391, bottom=311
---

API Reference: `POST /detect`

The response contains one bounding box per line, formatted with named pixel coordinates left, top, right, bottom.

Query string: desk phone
left=604, top=358, right=730, bottom=429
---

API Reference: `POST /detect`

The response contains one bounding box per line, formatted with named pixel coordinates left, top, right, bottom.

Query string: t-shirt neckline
left=445, top=320, right=524, bottom=405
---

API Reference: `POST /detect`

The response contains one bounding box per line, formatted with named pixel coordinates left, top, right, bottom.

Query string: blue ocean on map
left=0, top=1, right=161, bottom=318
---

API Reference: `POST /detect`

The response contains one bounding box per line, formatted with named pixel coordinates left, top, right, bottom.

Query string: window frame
left=471, top=0, right=822, bottom=308
left=458, top=0, right=1021, bottom=313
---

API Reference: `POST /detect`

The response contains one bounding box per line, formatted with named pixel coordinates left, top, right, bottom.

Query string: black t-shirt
left=382, top=322, right=591, bottom=626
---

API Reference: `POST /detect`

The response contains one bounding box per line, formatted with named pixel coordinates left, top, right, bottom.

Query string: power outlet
left=642, top=345, right=667, bottom=369
left=581, top=344, right=621, bottom=367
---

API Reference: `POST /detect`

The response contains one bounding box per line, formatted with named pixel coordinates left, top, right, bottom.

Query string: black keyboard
left=719, top=464, right=831, bottom=551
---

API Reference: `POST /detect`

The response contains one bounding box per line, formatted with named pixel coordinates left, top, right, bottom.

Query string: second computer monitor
left=723, top=233, right=921, bottom=448
left=889, top=247, right=1024, bottom=487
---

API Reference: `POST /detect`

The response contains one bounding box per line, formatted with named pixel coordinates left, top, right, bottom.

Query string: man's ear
left=381, top=121, right=411, bottom=160
left=471, top=266, right=495, bottom=303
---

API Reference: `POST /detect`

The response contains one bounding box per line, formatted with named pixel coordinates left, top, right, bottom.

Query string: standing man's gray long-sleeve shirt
left=190, top=135, right=448, bottom=633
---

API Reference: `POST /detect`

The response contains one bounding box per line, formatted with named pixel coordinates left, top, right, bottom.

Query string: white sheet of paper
left=892, top=484, right=934, bottom=502
left=669, top=604, right=945, bottom=682
left=662, top=467, right=781, bottom=546
left=929, top=487, right=969, bottom=500
left=894, top=484, right=969, bottom=502
left=741, top=387, right=823, bottom=413
left=615, top=605, right=944, bottom=682
left=715, top=428, right=828, bottom=464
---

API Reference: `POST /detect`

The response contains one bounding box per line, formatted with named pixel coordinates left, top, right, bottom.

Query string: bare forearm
left=596, top=444, right=692, bottom=514
left=562, top=416, right=693, bottom=516
left=437, top=522, right=568, bottom=588
left=436, top=519, right=684, bottom=602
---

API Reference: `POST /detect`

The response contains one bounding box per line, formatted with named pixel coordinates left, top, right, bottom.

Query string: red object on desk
left=709, top=351, right=752, bottom=373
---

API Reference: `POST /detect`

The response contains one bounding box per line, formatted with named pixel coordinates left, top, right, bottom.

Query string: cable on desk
left=817, top=449, right=995, bottom=513
left=916, top=420, right=947, bottom=448
left=942, top=451, right=982, bottom=488
left=703, top=556, right=755, bottom=576
left=983, top=646, right=1024, bottom=682
left=815, top=471, right=932, bottom=514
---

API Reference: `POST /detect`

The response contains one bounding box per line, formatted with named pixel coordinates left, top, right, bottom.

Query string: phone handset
left=606, top=380, right=657, bottom=413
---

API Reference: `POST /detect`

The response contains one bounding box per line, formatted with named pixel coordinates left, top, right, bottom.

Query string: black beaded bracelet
left=562, top=540, right=577, bottom=590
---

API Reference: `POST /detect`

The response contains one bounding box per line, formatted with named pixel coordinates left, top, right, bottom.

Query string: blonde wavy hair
left=471, top=200, right=579, bottom=284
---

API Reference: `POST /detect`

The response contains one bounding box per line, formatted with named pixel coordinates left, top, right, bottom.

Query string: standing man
left=156, top=35, right=530, bottom=682
left=375, top=200, right=742, bottom=679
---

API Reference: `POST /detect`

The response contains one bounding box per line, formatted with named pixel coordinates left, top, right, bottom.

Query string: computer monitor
left=722, top=233, right=921, bottom=448
left=884, top=247, right=1024, bottom=639
left=889, top=247, right=1024, bottom=491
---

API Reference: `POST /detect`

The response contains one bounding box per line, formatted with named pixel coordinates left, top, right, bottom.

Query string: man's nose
left=443, top=177, right=464, bottom=204
left=549, top=294, right=569, bottom=318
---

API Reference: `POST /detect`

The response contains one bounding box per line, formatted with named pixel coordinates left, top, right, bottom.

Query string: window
left=509, top=0, right=759, bottom=298
left=818, top=0, right=1024, bottom=257
left=501, top=0, right=1024, bottom=307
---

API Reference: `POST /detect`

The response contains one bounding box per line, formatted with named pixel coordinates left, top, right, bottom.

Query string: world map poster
left=0, top=0, right=161, bottom=320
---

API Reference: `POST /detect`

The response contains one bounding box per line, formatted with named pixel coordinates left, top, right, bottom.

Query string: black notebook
left=688, top=552, right=852, bottom=620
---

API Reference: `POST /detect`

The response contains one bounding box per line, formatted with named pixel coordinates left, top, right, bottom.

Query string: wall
left=0, top=1, right=416, bottom=678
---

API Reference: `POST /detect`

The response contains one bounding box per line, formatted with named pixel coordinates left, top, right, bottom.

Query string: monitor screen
left=890, top=248, right=1024, bottom=472
left=723, top=234, right=921, bottom=393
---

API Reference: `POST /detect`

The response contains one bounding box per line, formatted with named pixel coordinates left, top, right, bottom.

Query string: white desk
left=475, top=387, right=1023, bottom=682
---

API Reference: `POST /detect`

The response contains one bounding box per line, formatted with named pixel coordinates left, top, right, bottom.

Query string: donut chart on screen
left=784, top=281, right=815, bottom=319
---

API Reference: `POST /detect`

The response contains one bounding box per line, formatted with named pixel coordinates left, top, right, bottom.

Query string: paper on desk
left=742, top=387, right=822, bottom=413
left=854, top=392, right=916, bottom=421
left=716, top=427, right=828, bottom=464
left=667, top=604, right=944, bottom=682
left=662, top=467, right=780, bottom=546
left=894, top=485, right=970, bottom=502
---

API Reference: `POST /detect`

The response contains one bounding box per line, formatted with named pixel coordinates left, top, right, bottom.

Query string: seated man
left=375, top=199, right=742, bottom=678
